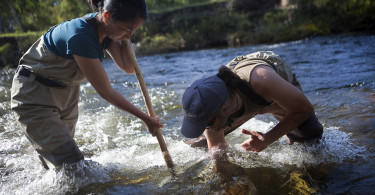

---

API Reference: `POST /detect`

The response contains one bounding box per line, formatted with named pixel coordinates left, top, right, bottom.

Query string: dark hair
left=217, top=65, right=272, bottom=106
left=87, top=0, right=147, bottom=21
left=217, top=65, right=246, bottom=93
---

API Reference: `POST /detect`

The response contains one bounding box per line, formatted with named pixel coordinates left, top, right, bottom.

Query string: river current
left=0, top=34, right=374, bottom=194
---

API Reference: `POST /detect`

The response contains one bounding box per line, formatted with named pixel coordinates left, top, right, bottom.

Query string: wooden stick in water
left=123, top=40, right=174, bottom=169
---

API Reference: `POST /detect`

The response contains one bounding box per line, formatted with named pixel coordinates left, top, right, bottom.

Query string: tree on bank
left=0, top=0, right=374, bottom=68
left=0, top=0, right=89, bottom=33
left=0, top=0, right=373, bottom=34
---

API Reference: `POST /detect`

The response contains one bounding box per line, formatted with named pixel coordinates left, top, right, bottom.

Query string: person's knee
left=300, top=113, right=323, bottom=138
left=38, top=140, right=84, bottom=167
left=287, top=113, right=323, bottom=143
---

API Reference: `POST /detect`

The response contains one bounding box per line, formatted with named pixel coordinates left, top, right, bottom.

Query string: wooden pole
left=124, top=40, right=174, bottom=169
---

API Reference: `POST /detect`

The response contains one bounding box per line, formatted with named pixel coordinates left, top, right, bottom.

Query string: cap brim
left=180, top=116, right=207, bottom=138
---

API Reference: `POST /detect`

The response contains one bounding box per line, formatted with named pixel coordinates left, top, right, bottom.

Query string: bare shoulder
left=250, top=65, right=299, bottom=102
left=250, top=65, right=283, bottom=89
left=251, top=65, right=279, bottom=78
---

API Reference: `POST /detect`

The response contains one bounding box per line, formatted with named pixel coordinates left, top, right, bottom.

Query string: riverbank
left=1, top=0, right=374, bottom=68
left=134, top=0, right=375, bottom=55
left=0, top=31, right=43, bottom=69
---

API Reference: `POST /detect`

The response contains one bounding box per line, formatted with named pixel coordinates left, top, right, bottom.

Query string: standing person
left=181, top=51, right=323, bottom=153
left=11, top=0, right=163, bottom=169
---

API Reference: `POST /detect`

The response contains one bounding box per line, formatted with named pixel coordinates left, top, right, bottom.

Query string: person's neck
left=231, top=92, right=243, bottom=117
left=95, top=14, right=107, bottom=44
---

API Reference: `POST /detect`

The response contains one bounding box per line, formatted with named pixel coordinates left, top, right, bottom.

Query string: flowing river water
left=0, top=34, right=374, bottom=194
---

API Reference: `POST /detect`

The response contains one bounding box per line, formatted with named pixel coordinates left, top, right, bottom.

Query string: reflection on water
left=1, top=34, right=374, bottom=194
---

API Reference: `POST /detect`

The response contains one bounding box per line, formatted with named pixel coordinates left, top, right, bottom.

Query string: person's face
left=206, top=110, right=229, bottom=132
left=205, top=95, right=239, bottom=132
left=105, top=16, right=144, bottom=41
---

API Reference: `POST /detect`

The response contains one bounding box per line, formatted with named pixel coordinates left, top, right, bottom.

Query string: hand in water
left=214, top=159, right=236, bottom=179
left=144, top=116, right=164, bottom=137
left=209, top=147, right=236, bottom=180
left=240, top=129, right=269, bottom=152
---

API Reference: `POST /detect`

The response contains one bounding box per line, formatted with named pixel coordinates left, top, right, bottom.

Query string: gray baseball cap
left=180, top=75, right=229, bottom=138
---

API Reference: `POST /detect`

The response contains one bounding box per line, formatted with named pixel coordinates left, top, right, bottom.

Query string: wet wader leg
left=286, top=113, right=323, bottom=144
left=35, top=86, right=84, bottom=169
left=35, top=100, right=83, bottom=169
left=37, top=140, right=84, bottom=169
left=12, top=104, right=84, bottom=169
left=12, top=82, right=83, bottom=169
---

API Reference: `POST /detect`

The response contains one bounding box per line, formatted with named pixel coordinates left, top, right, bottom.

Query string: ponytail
left=87, top=0, right=147, bottom=21
left=217, top=65, right=272, bottom=106
left=217, top=66, right=245, bottom=90
left=86, top=0, right=104, bottom=11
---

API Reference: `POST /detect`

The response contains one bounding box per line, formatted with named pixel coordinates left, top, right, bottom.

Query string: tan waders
left=11, top=37, right=86, bottom=169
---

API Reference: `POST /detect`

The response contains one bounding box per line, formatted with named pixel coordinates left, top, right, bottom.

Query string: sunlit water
left=1, top=34, right=374, bottom=194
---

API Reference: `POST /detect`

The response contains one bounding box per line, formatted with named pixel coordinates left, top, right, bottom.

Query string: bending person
left=181, top=51, right=323, bottom=153
left=11, top=0, right=163, bottom=168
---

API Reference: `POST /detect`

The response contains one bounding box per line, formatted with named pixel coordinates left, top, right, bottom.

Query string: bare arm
left=73, top=55, right=163, bottom=136
left=204, top=129, right=227, bottom=150
left=106, top=40, right=135, bottom=74
left=204, top=129, right=236, bottom=179
left=184, top=115, right=255, bottom=148
left=241, top=66, right=314, bottom=152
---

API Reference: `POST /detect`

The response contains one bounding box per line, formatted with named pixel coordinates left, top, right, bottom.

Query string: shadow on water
left=1, top=34, right=374, bottom=194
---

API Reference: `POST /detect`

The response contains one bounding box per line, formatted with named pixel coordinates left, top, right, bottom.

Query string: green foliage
left=0, top=0, right=89, bottom=33
left=0, top=31, right=43, bottom=49
left=137, top=1, right=252, bottom=52
left=0, top=43, right=12, bottom=66
left=0, top=31, right=43, bottom=68
left=0, top=31, right=43, bottom=38
left=0, top=0, right=374, bottom=66
left=249, top=10, right=291, bottom=43
left=293, top=0, right=375, bottom=33
left=1, top=0, right=373, bottom=35
left=231, top=0, right=280, bottom=12
left=242, top=0, right=375, bottom=45
left=146, top=0, right=226, bottom=12
left=138, top=33, right=185, bottom=55
left=14, top=34, right=44, bottom=52
left=194, top=12, right=252, bottom=46
left=55, top=0, right=90, bottom=23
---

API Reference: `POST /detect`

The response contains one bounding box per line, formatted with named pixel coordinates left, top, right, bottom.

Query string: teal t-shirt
left=43, top=13, right=108, bottom=60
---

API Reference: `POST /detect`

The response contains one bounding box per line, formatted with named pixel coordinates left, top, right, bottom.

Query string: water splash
left=1, top=160, right=111, bottom=195
left=225, top=119, right=368, bottom=169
